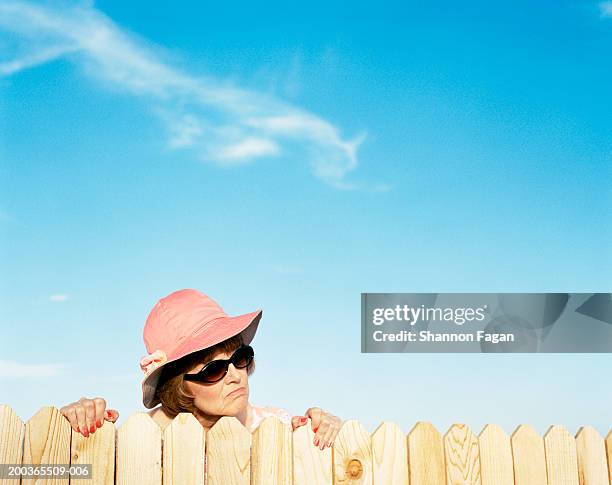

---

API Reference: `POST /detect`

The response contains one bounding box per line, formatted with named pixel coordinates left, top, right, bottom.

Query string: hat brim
left=141, top=309, right=262, bottom=409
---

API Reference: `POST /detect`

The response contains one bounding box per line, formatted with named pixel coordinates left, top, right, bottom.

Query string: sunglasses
left=183, top=344, right=254, bottom=383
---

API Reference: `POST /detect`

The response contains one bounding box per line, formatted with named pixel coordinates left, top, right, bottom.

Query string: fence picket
left=22, top=406, right=71, bottom=485
left=206, top=416, right=250, bottom=485
left=444, top=423, right=481, bottom=485
left=71, top=419, right=115, bottom=485
left=292, top=418, right=332, bottom=485
left=333, top=420, right=372, bottom=485
left=162, top=413, right=205, bottom=485
left=511, top=424, right=547, bottom=485
left=408, top=421, right=445, bottom=485
left=478, top=424, right=513, bottom=485
left=544, top=425, right=579, bottom=485
left=251, top=416, right=292, bottom=485
left=0, top=405, right=24, bottom=485
left=116, top=412, right=161, bottom=485
left=575, top=426, right=609, bottom=485
left=372, top=421, right=408, bottom=485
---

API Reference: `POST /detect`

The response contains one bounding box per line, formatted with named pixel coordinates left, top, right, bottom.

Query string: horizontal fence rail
left=0, top=405, right=611, bottom=484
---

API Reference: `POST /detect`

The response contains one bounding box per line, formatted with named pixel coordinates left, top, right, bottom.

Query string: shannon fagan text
left=372, top=330, right=515, bottom=344
left=371, top=304, right=487, bottom=326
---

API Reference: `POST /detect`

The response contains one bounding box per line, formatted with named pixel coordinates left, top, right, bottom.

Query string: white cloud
left=0, top=360, right=68, bottom=379
left=217, top=137, right=280, bottom=164
left=600, top=1, right=612, bottom=17
left=0, top=1, right=377, bottom=189
left=49, top=293, right=70, bottom=302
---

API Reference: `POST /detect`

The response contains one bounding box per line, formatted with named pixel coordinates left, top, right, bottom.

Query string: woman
left=60, top=289, right=342, bottom=450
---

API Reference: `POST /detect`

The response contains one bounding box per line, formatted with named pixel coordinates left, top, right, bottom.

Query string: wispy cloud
left=0, top=1, right=376, bottom=189
left=49, top=293, right=70, bottom=302
left=600, top=1, right=612, bottom=17
left=0, top=360, right=68, bottom=378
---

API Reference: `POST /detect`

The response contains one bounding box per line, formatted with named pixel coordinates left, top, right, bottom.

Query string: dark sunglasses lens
left=233, top=346, right=253, bottom=368
left=201, top=360, right=228, bottom=383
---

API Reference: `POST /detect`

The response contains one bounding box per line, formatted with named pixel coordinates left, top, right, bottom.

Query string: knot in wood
left=346, top=459, right=363, bottom=479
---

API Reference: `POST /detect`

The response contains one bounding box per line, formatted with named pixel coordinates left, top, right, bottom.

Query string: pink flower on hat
left=139, top=349, right=168, bottom=376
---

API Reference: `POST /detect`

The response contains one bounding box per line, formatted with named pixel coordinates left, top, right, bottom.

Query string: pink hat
left=139, top=289, right=262, bottom=408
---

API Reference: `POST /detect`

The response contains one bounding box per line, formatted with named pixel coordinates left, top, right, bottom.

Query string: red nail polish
left=90, top=425, right=95, bottom=433
left=83, top=430, right=89, bottom=437
left=96, top=420, right=102, bottom=428
left=314, top=427, right=319, bottom=433
left=75, top=426, right=80, bottom=433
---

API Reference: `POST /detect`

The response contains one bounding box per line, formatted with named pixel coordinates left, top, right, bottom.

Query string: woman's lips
left=227, top=387, right=246, bottom=398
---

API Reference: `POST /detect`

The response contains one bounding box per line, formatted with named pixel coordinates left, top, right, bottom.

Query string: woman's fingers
left=59, top=397, right=117, bottom=438
left=305, top=407, right=343, bottom=450
left=73, top=401, right=88, bottom=436
left=320, top=419, right=340, bottom=448
left=59, top=405, right=79, bottom=433
left=80, top=397, right=96, bottom=436
left=291, top=416, right=308, bottom=431
left=313, top=422, right=330, bottom=449
left=104, top=409, right=119, bottom=423
left=93, top=397, right=106, bottom=429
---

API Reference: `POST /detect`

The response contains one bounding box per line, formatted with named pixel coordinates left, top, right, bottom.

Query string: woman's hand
left=291, top=407, right=342, bottom=450
left=59, top=397, right=119, bottom=437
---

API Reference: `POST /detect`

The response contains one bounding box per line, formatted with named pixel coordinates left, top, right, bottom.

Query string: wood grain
left=292, top=417, right=332, bottom=485
left=575, top=426, right=609, bottom=485
left=0, top=405, right=24, bottom=485
left=544, top=425, right=579, bottom=485
left=407, top=421, right=445, bottom=485
left=22, top=406, right=71, bottom=485
left=478, top=424, right=513, bottom=485
left=116, top=412, right=162, bottom=485
left=333, top=420, right=372, bottom=485
left=372, top=421, right=408, bottom=485
left=162, top=413, right=205, bottom=485
left=251, top=416, right=292, bottom=485
left=206, top=416, right=251, bottom=485
left=71, top=418, right=115, bottom=485
left=444, top=423, right=481, bottom=485
left=511, top=424, right=547, bottom=485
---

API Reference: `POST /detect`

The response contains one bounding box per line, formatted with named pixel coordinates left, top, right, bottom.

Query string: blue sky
left=1, top=0, right=611, bottom=438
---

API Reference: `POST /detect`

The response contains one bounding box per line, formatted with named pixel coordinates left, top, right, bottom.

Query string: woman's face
left=182, top=347, right=250, bottom=418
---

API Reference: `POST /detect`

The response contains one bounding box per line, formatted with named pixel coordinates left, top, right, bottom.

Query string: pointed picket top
left=163, top=413, right=205, bottom=485
left=206, top=416, right=251, bottom=485
left=510, top=425, right=546, bottom=485
left=543, top=425, right=579, bottom=485
left=333, top=419, right=372, bottom=485
left=444, top=423, right=481, bottom=485
left=478, top=424, right=513, bottom=485
left=251, top=416, right=292, bottom=485
left=0, top=405, right=25, bottom=469
left=22, top=405, right=71, bottom=485
left=371, top=421, right=408, bottom=485
left=293, top=416, right=332, bottom=485
left=71, top=418, right=115, bottom=485
left=407, top=421, right=445, bottom=485
left=605, top=430, right=612, bottom=484
left=575, top=426, right=609, bottom=485
left=116, top=412, right=162, bottom=485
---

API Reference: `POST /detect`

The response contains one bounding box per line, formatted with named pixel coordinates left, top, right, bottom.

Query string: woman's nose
left=225, top=363, right=242, bottom=382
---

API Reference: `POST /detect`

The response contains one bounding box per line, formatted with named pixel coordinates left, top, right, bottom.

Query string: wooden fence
left=0, top=405, right=610, bottom=484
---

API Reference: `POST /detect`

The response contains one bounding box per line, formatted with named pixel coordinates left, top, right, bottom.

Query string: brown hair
left=155, top=333, right=255, bottom=418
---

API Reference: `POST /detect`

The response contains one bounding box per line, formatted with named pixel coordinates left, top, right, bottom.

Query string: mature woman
left=60, top=289, right=342, bottom=449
